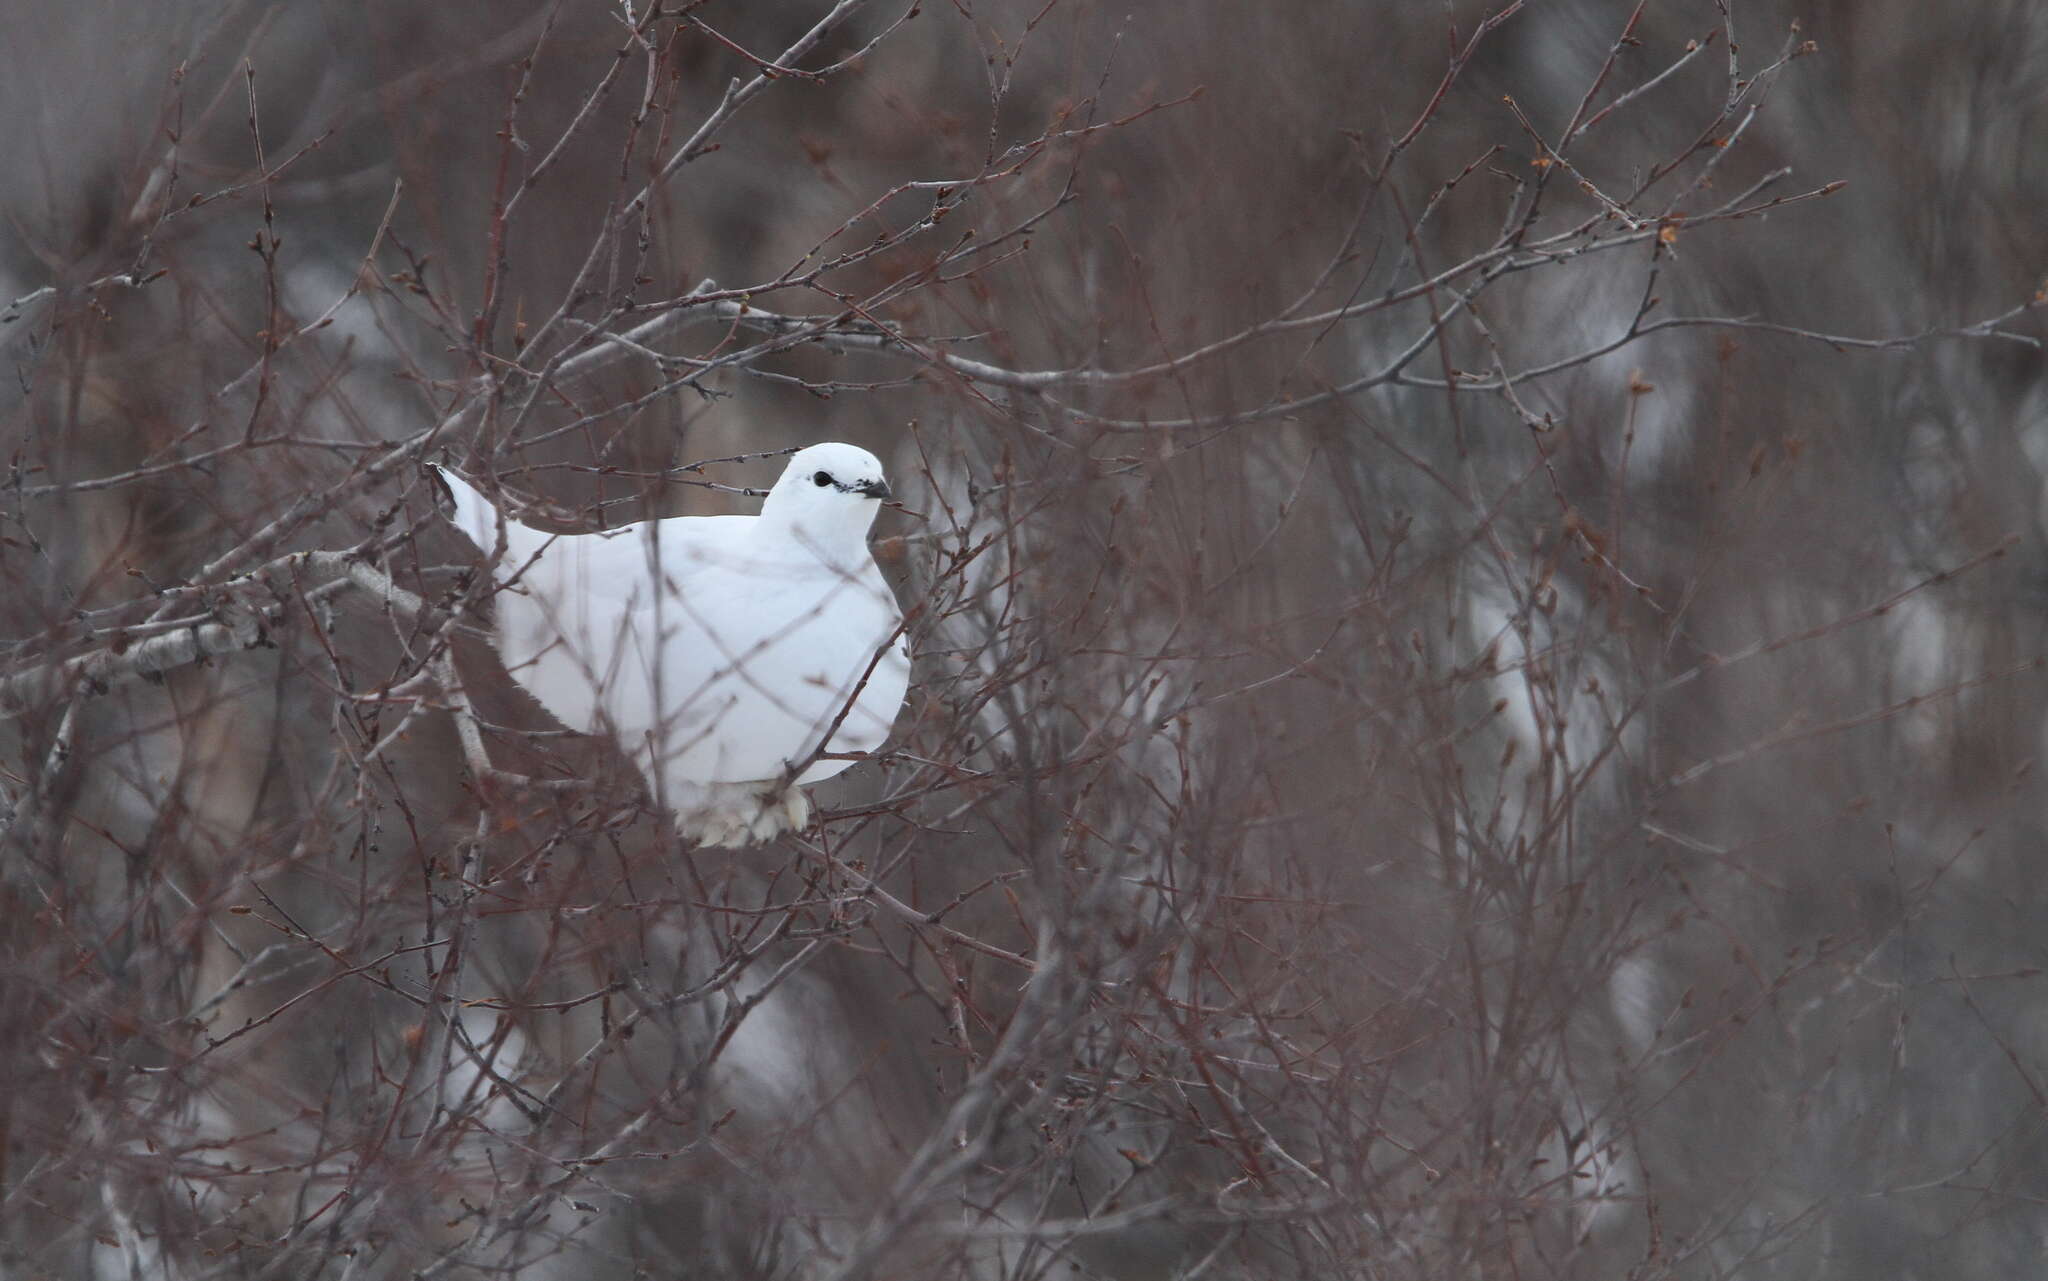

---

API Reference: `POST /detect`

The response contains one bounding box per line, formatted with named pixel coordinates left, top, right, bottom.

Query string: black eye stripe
left=812, top=470, right=833, bottom=487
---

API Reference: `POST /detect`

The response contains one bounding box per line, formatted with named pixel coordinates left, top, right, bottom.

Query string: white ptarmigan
left=433, top=443, right=911, bottom=846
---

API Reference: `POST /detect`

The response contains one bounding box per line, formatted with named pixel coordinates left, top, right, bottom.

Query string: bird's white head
left=759, top=442, right=892, bottom=549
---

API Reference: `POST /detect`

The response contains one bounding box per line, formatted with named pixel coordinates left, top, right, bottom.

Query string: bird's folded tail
left=428, top=463, right=501, bottom=555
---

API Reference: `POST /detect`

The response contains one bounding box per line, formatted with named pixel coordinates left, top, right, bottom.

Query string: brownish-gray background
left=0, top=1, right=2043, bottom=1276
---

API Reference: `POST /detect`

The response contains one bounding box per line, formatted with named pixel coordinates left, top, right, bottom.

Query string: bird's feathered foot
left=677, top=780, right=813, bottom=848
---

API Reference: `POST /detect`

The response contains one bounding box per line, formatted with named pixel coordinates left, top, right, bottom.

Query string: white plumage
left=434, top=443, right=911, bottom=846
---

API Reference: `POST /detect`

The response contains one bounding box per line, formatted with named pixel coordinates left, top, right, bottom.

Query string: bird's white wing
left=492, top=512, right=906, bottom=790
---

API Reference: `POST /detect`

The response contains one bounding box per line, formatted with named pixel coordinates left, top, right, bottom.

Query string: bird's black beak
left=852, top=477, right=892, bottom=500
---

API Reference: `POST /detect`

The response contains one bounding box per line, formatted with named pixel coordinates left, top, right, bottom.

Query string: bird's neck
left=755, top=505, right=877, bottom=566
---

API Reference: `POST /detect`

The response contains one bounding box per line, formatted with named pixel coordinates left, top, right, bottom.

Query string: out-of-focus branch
left=0, top=548, right=424, bottom=716
left=0, top=270, right=165, bottom=360
left=821, top=926, right=1080, bottom=1281
left=696, top=284, right=2044, bottom=431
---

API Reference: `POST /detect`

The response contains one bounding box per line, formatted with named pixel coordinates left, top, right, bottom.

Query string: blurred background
left=0, top=0, right=2044, bottom=1276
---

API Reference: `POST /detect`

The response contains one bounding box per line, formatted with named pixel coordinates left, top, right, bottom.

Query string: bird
left=431, top=442, right=911, bottom=846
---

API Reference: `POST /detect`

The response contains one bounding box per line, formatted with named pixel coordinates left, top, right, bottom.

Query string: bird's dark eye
left=812, top=471, right=833, bottom=487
